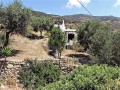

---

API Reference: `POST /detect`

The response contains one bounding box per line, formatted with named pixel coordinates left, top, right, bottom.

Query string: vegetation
left=32, top=16, right=46, bottom=37
left=31, top=16, right=54, bottom=37
left=0, top=79, right=4, bottom=86
left=1, top=47, right=11, bottom=55
left=1, top=0, right=31, bottom=47
left=48, top=27, right=65, bottom=58
left=77, top=20, right=110, bottom=51
left=18, top=59, right=61, bottom=89
left=78, top=20, right=120, bottom=66
left=0, top=3, right=4, bottom=23
left=0, top=33, right=5, bottom=47
left=0, top=46, right=12, bottom=62
left=42, top=65, right=120, bottom=90
left=1, top=0, right=120, bottom=90
left=111, top=31, right=120, bottom=66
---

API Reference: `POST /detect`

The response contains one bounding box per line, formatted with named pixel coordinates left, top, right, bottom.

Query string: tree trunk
left=40, top=30, right=42, bottom=37
left=3, top=31, right=12, bottom=47
left=59, top=52, right=62, bottom=59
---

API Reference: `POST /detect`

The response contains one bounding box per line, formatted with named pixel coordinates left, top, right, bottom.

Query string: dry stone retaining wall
left=0, top=60, right=25, bottom=79
left=0, top=59, right=77, bottom=78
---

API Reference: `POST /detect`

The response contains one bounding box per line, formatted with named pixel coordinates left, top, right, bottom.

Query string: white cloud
left=114, top=0, right=120, bottom=7
left=66, top=0, right=91, bottom=8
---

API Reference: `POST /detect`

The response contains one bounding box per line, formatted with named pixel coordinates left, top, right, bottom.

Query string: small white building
left=54, top=20, right=77, bottom=46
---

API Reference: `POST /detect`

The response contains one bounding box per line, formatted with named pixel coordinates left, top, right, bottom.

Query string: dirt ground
left=4, top=34, right=53, bottom=60
left=2, top=34, right=81, bottom=61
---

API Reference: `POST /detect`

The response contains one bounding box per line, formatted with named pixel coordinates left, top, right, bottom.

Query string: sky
left=1, top=0, right=120, bottom=17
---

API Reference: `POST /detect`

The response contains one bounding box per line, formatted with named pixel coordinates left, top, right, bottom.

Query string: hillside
left=32, top=11, right=59, bottom=18
left=63, top=14, right=120, bottom=22
left=0, top=33, right=80, bottom=61
left=33, top=11, right=120, bottom=21
left=33, top=11, right=120, bottom=30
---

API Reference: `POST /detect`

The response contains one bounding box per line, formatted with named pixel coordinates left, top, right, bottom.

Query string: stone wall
left=0, top=59, right=78, bottom=77
left=0, top=60, right=25, bottom=78
left=0, top=59, right=78, bottom=89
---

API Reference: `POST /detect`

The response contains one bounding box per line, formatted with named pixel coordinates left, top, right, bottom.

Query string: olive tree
left=48, top=27, right=65, bottom=58
left=89, top=24, right=112, bottom=64
left=78, top=20, right=103, bottom=51
left=45, top=18, right=54, bottom=32
left=2, top=0, right=31, bottom=47
left=111, top=31, right=120, bottom=66
left=32, top=16, right=54, bottom=37
left=32, top=16, right=45, bottom=37
left=0, top=3, right=5, bottom=30
left=78, top=20, right=116, bottom=65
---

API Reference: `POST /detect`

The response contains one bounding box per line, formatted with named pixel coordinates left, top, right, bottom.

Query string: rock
left=7, top=64, right=14, bottom=69
left=0, top=84, right=5, bottom=89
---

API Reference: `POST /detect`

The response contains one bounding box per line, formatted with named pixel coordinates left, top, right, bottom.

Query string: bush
left=111, top=31, right=120, bottom=66
left=78, top=20, right=120, bottom=66
left=90, top=29, right=120, bottom=66
left=0, top=78, right=4, bottom=87
left=89, top=24, right=113, bottom=65
left=48, top=27, right=65, bottom=58
left=0, top=33, right=5, bottom=47
left=77, top=20, right=103, bottom=51
left=42, top=65, right=120, bottom=90
left=18, top=59, right=61, bottom=89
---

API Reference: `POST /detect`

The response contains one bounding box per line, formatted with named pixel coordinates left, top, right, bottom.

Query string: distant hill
left=32, top=11, right=59, bottom=18
left=33, top=11, right=120, bottom=22
left=62, top=14, right=120, bottom=23
left=32, top=11, right=120, bottom=30
left=62, top=14, right=120, bottom=30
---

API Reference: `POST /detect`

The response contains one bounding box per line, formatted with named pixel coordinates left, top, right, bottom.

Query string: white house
left=54, top=20, right=77, bottom=46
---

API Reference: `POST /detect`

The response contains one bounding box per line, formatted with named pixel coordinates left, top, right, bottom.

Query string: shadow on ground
left=11, top=49, right=22, bottom=56
left=66, top=53, right=92, bottom=64
left=27, top=34, right=44, bottom=40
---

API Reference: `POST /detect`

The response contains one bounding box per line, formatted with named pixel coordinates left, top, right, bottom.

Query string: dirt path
left=1, top=34, right=88, bottom=62
left=6, top=35, right=54, bottom=61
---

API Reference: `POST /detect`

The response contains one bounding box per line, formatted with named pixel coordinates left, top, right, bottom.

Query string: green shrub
left=0, top=47, right=12, bottom=59
left=78, top=20, right=120, bottom=66
left=48, top=27, right=65, bottom=58
left=18, top=59, right=61, bottom=89
left=0, top=78, right=4, bottom=86
left=42, top=65, right=120, bottom=90
left=0, top=33, right=5, bottom=46
left=1, top=47, right=12, bottom=56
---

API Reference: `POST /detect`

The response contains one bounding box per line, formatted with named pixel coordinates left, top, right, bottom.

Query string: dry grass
left=4, top=34, right=54, bottom=61
left=1, top=31, right=87, bottom=62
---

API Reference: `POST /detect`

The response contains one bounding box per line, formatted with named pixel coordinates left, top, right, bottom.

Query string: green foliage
left=111, top=31, right=120, bottom=66
left=48, top=27, right=65, bottom=58
left=78, top=20, right=120, bottom=66
left=18, top=59, right=61, bottom=89
left=42, top=65, right=120, bottom=90
left=1, top=0, right=31, bottom=47
left=31, top=16, right=54, bottom=37
left=0, top=79, right=4, bottom=86
left=78, top=20, right=103, bottom=51
left=89, top=23, right=112, bottom=64
left=0, top=3, right=4, bottom=23
left=4, top=0, right=31, bottom=34
left=0, top=33, right=5, bottom=46
left=31, top=16, right=45, bottom=36
left=88, top=24, right=120, bottom=66
left=1, top=47, right=11, bottom=56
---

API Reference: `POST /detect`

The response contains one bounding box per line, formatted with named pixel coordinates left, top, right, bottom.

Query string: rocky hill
left=63, top=14, right=120, bottom=21
left=33, top=11, right=120, bottom=30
